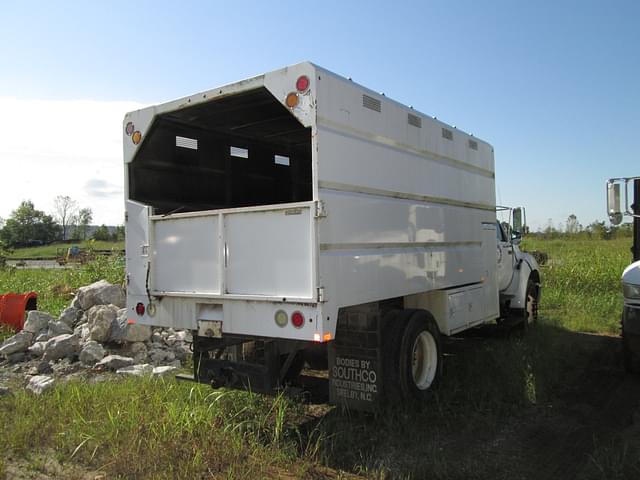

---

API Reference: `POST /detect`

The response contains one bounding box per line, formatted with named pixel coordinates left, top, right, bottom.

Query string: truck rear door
left=150, top=202, right=315, bottom=300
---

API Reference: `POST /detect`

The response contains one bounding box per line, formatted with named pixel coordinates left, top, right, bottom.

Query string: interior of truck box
left=128, top=87, right=312, bottom=214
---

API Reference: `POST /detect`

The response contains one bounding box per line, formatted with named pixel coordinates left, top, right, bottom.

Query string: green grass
left=0, top=377, right=324, bottom=479
left=0, top=254, right=125, bottom=317
left=522, top=237, right=631, bottom=334
left=0, top=324, right=13, bottom=343
left=7, top=240, right=124, bottom=259
left=1, top=237, right=638, bottom=479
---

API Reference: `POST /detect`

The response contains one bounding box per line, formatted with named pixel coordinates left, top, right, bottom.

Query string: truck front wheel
left=623, top=332, right=640, bottom=374
left=522, top=277, right=539, bottom=331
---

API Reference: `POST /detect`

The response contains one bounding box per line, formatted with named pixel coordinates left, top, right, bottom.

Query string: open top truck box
left=124, top=62, right=539, bottom=410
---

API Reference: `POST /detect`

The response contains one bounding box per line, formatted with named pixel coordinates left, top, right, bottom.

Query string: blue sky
left=1, top=0, right=638, bottom=229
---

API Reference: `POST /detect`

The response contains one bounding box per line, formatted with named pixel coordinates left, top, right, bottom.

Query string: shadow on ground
left=294, top=321, right=640, bottom=480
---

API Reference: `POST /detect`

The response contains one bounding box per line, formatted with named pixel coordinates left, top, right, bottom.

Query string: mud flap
left=328, top=307, right=382, bottom=411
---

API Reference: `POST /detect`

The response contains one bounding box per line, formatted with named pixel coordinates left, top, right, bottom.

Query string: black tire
left=381, top=309, right=406, bottom=402
left=383, top=309, right=442, bottom=403
left=623, top=332, right=640, bottom=374
left=522, top=277, right=539, bottom=331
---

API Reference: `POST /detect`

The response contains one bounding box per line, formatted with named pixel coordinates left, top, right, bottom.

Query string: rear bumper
left=126, top=294, right=325, bottom=342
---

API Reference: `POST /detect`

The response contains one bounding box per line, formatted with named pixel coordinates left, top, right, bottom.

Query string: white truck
left=123, top=62, right=541, bottom=410
left=607, top=177, right=640, bottom=373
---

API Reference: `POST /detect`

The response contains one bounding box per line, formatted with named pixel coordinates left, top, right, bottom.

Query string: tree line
left=0, top=197, right=124, bottom=249
left=530, top=214, right=635, bottom=240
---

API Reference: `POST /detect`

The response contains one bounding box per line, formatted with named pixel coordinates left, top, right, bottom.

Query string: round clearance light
left=135, top=302, right=145, bottom=316
left=285, top=92, right=299, bottom=109
left=296, top=75, right=310, bottom=92
left=125, top=122, right=134, bottom=136
left=275, top=310, right=288, bottom=328
left=132, top=131, right=142, bottom=145
left=291, top=311, right=304, bottom=329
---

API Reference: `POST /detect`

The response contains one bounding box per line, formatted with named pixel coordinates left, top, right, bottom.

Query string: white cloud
left=0, top=98, right=146, bottom=225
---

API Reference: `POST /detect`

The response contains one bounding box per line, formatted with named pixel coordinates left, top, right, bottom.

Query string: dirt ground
left=298, top=329, right=640, bottom=480
left=480, top=333, right=640, bottom=479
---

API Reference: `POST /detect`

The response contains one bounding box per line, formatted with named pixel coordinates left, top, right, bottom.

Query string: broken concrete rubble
left=0, top=331, right=33, bottom=357
left=79, top=341, right=105, bottom=366
left=0, top=279, right=192, bottom=394
left=87, top=304, right=119, bottom=343
left=42, top=334, right=81, bottom=362
left=76, top=279, right=126, bottom=310
left=48, top=321, right=73, bottom=336
left=95, top=355, right=135, bottom=371
left=26, top=375, right=55, bottom=395
left=23, top=311, right=53, bottom=334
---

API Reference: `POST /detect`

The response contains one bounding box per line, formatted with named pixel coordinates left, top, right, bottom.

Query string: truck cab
left=496, top=207, right=541, bottom=328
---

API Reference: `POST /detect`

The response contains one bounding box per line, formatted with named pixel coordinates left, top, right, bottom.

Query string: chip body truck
left=607, top=177, right=640, bottom=373
left=123, top=62, right=541, bottom=410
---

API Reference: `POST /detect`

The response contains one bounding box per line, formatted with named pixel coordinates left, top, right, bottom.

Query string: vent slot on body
left=441, top=128, right=453, bottom=141
left=176, top=136, right=198, bottom=150
left=408, top=113, right=422, bottom=128
left=468, top=139, right=478, bottom=150
left=362, top=94, right=381, bottom=112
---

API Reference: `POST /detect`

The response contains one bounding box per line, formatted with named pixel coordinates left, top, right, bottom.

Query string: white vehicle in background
left=607, top=177, right=640, bottom=373
left=122, top=62, right=541, bottom=410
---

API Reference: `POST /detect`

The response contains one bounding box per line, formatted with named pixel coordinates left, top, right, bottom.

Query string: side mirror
left=607, top=181, right=623, bottom=225
left=512, top=207, right=524, bottom=242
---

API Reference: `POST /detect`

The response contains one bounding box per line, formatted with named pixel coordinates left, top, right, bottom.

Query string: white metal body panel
left=224, top=207, right=313, bottom=297
left=124, top=62, right=503, bottom=341
left=153, top=216, right=220, bottom=294
left=125, top=200, right=151, bottom=298
left=312, top=69, right=498, bottom=336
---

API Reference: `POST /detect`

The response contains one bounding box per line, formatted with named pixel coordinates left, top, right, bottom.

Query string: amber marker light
left=132, top=131, right=142, bottom=145
left=285, top=92, right=299, bottom=108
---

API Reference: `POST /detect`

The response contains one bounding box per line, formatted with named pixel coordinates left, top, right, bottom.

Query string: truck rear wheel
left=383, top=309, right=442, bottom=402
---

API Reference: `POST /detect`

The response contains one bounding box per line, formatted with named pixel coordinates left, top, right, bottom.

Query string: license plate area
left=197, top=303, right=224, bottom=338
left=198, top=320, right=223, bottom=338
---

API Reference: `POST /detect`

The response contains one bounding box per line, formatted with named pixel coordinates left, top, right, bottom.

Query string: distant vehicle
left=25, top=240, right=44, bottom=247
left=123, top=62, right=541, bottom=410
left=56, top=246, right=91, bottom=266
left=607, top=177, right=640, bottom=372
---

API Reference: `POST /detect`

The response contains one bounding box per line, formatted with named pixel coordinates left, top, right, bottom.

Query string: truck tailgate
left=150, top=203, right=315, bottom=299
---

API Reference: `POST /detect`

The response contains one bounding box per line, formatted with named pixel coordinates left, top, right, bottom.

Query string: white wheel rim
left=411, top=330, right=438, bottom=390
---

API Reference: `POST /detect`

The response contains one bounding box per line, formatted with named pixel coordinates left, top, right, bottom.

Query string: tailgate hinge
left=317, top=286, right=326, bottom=302
left=314, top=200, right=327, bottom=218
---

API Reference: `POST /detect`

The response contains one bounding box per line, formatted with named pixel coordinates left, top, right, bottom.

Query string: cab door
left=496, top=222, right=513, bottom=292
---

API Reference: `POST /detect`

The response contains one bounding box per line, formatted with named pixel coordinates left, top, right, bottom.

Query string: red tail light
left=291, top=311, right=304, bottom=328
left=296, top=75, right=310, bottom=92
left=135, top=302, right=145, bottom=316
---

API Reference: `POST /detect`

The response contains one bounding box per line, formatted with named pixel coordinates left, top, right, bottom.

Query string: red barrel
left=0, top=292, right=38, bottom=332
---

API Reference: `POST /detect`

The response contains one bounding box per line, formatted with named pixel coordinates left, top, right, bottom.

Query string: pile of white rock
left=0, top=280, right=193, bottom=394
